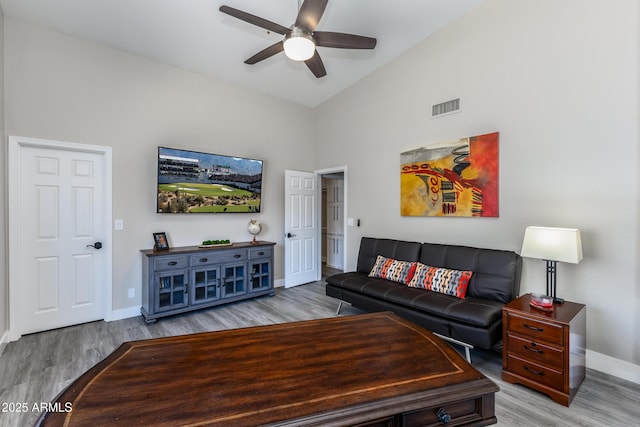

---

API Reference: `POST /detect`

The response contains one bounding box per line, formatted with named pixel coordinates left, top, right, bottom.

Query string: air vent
left=431, top=98, right=461, bottom=118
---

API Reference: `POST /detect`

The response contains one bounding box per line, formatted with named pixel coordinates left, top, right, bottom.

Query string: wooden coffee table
left=36, top=312, right=498, bottom=426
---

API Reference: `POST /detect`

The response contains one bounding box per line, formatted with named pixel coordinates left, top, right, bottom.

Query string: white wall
left=4, top=18, right=316, bottom=312
left=315, top=0, right=640, bottom=366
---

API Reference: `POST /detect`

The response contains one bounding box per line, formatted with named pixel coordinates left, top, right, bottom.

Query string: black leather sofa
left=325, top=237, right=522, bottom=350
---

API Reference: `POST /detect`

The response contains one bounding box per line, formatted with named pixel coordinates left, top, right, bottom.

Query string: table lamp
left=520, top=226, right=583, bottom=303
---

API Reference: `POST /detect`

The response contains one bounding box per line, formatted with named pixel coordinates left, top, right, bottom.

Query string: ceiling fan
left=219, top=0, right=377, bottom=78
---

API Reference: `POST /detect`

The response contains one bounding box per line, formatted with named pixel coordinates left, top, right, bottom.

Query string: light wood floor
left=1, top=278, right=639, bottom=426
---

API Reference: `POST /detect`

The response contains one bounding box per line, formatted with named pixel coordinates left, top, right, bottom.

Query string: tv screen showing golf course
left=157, top=147, right=263, bottom=213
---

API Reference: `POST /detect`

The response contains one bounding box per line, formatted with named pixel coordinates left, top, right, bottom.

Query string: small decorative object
left=247, top=219, right=262, bottom=245
left=199, top=239, right=232, bottom=248
left=520, top=226, right=583, bottom=303
left=153, top=232, right=170, bottom=251
left=530, top=293, right=554, bottom=312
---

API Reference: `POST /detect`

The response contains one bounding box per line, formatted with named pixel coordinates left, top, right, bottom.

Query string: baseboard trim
left=110, top=306, right=142, bottom=321
left=0, top=330, right=9, bottom=355
left=274, top=279, right=284, bottom=288
left=587, top=349, right=640, bottom=384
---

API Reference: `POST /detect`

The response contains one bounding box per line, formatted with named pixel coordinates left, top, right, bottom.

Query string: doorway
left=8, top=136, right=113, bottom=341
left=318, top=167, right=346, bottom=279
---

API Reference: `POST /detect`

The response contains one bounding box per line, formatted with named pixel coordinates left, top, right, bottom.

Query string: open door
left=284, top=170, right=320, bottom=287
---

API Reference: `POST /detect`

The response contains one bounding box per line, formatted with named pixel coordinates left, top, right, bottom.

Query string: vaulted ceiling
left=0, top=0, right=484, bottom=107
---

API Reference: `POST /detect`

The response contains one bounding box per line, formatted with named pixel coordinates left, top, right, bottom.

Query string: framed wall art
left=400, top=132, right=499, bottom=217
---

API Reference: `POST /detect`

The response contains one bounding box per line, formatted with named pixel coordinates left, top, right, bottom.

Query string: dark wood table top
left=36, top=312, right=497, bottom=426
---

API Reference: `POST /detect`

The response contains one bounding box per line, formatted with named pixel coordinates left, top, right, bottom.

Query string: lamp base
left=553, top=297, right=564, bottom=304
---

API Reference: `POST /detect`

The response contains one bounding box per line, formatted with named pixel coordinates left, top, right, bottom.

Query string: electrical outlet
left=115, top=219, right=124, bottom=231
left=128, top=288, right=135, bottom=298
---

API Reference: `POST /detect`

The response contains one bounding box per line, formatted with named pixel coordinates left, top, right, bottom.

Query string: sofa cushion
left=326, top=272, right=502, bottom=328
left=419, top=243, right=521, bottom=303
left=356, top=237, right=422, bottom=274
left=368, top=255, right=417, bottom=284
left=408, top=263, right=472, bottom=299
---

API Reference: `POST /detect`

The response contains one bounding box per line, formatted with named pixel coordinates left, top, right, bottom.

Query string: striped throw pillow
left=368, top=255, right=417, bottom=285
left=408, top=263, right=473, bottom=299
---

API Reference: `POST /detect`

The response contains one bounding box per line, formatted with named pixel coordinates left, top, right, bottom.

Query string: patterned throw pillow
left=368, top=255, right=417, bottom=285
left=408, top=263, right=473, bottom=299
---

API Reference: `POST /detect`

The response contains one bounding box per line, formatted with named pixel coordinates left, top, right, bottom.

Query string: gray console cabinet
left=141, top=241, right=275, bottom=323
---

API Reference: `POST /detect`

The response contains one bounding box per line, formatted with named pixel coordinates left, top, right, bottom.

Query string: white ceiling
left=0, top=0, right=484, bottom=107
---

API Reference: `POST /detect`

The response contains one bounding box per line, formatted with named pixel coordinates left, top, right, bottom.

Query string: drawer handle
left=234, top=254, right=242, bottom=259
left=524, top=366, right=545, bottom=376
left=257, top=251, right=264, bottom=256
left=524, top=344, right=544, bottom=354
left=524, top=323, right=544, bottom=332
left=436, top=408, right=451, bottom=424
left=199, top=258, right=208, bottom=263
left=167, top=261, right=178, bottom=266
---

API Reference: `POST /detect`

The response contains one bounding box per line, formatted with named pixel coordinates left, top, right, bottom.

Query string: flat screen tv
left=157, top=147, right=263, bottom=213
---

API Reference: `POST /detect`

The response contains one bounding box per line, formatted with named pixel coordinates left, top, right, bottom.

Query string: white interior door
left=284, top=170, right=319, bottom=287
left=10, top=137, right=111, bottom=337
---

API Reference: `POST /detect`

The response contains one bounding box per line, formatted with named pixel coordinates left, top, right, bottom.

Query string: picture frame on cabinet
left=153, top=232, right=170, bottom=251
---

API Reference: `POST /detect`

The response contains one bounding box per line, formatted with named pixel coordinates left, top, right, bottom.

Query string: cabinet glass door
left=191, top=267, right=221, bottom=305
left=222, top=264, right=246, bottom=298
left=155, top=270, right=188, bottom=312
left=250, top=260, right=271, bottom=293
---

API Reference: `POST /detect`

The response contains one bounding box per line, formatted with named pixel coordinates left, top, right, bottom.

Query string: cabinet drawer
left=507, top=333, right=564, bottom=370
left=153, top=256, right=189, bottom=271
left=506, top=354, right=564, bottom=391
left=507, top=313, right=564, bottom=345
left=402, top=397, right=483, bottom=426
left=249, top=247, right=272, bottom=259
left=190, top=253, right=216, bottom=266
left=190, top=250, right=246, bottom=266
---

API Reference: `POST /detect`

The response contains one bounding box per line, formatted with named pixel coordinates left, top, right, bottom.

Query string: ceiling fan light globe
left=283, top=30, right=315, bottom=61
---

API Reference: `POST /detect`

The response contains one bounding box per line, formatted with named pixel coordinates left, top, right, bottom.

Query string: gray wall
left=3, top=18, right=316, bottom=312
left=315, top=0, right=640, bottom=367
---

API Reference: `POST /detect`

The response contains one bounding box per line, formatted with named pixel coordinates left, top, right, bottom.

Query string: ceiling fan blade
left=314, top=32, right=377, bottom=49
left=295, top=0, right=328, bottom=33
left=245, top=42, right=284, bottom=64
left=304, top=50, right=327, bottom=78
left=220, top=5, right=291, bottom=35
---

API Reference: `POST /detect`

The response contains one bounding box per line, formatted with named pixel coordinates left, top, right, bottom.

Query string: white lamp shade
left=521, top=226, right=583, bottom=264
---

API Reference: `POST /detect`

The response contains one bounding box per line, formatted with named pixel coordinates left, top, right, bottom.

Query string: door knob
left=286, top=232, right=297, bottom=238
left=87, top=241, right=103, bottom=250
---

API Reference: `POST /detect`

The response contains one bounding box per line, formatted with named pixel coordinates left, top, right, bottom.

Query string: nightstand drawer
left=507, top=333, right=564, bottom=370
left=507, top=313, right=564, bottom=345
left=506, top=354, right=564, bottom=391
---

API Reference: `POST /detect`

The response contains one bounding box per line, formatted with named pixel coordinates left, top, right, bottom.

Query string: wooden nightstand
left=502, top=293, right=586, bottom=406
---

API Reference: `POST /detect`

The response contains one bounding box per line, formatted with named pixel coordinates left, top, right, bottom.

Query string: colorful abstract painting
left=400, top=132, right=499, bottom=217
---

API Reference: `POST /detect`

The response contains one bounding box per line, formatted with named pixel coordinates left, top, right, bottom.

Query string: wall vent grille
left=432, top=98, right=461, bottom=118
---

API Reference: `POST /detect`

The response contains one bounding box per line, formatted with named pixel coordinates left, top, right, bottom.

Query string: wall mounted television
left=157, top=147, right=263, bottom=213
